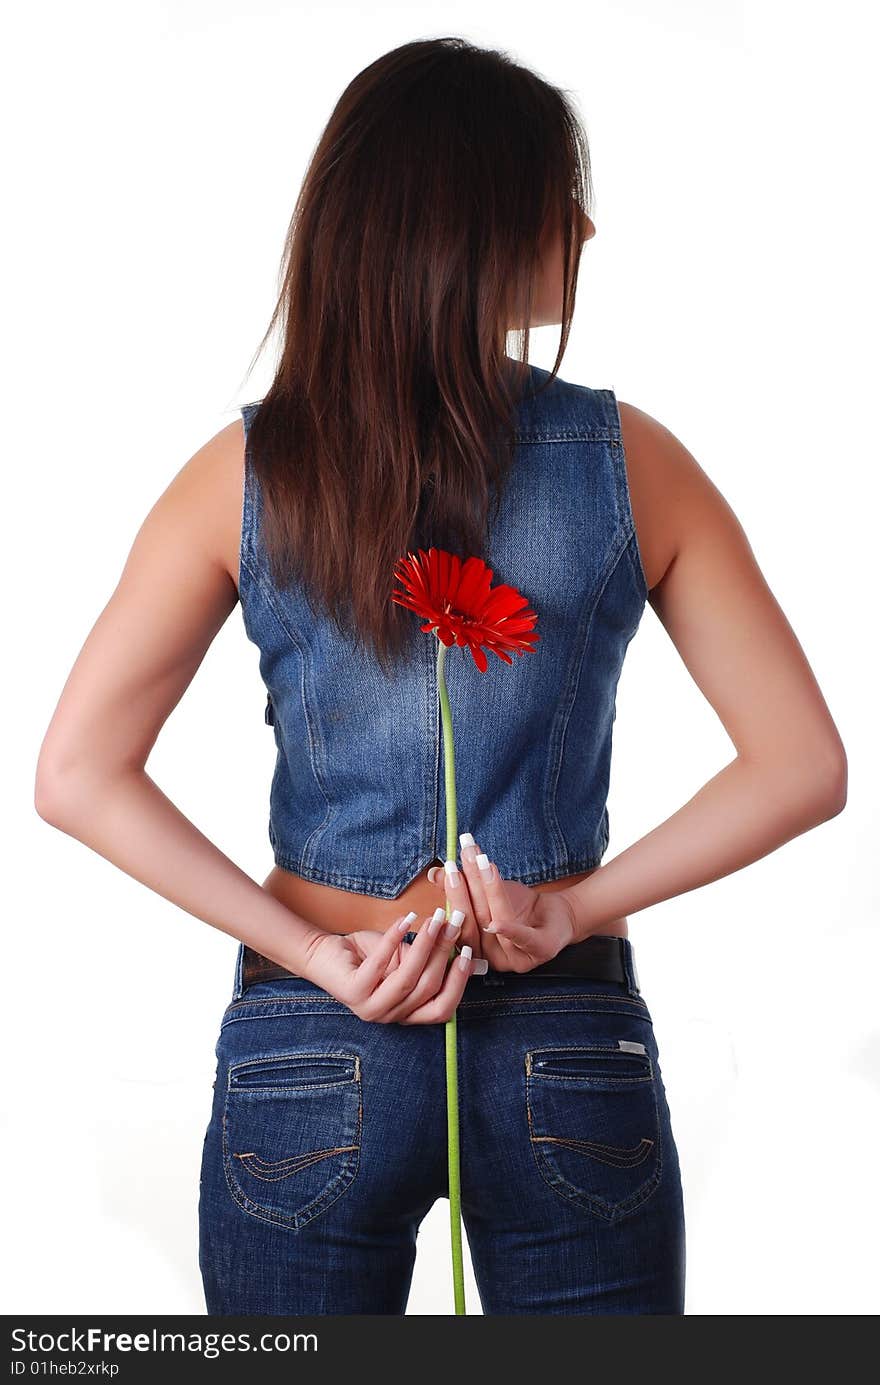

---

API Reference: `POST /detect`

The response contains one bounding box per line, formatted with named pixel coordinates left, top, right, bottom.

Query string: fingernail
left=427, top=867, right=438, bottom=883
left=458, top=944, right=473, bottom=972
left=482, top=923, right=499, bottom=933
left=475, top=852, right=492, bottom=877
left=397, top=910, right=419, bottom=931
left=459, top=832, right=476, bottom=850
left=443, top=912, right=464, bottom=939
left=444, top=858, right=461, bottom=886
left=473, top=958, right=489, bottom=975
left=427, top=906, right=447, bottom=937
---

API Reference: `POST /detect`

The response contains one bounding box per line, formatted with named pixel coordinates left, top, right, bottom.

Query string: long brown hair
left=242, top=37, right=593, bottom=674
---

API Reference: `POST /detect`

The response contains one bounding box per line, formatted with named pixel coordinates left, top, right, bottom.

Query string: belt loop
left=231, top=941, right=245, bottom=1001
left=621, top=938, right=641, bottom=996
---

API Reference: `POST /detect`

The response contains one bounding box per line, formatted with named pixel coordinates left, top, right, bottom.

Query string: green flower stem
left=436, top=638, right=466, bottom=1316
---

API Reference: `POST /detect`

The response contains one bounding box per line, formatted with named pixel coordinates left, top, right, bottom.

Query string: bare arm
left=562, top=401, right=848, bottom=939
left=33, top=420, right=327, bottom=976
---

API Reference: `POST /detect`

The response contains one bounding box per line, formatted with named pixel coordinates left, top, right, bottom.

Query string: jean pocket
left=222, top=1052, right=362, bottom=1231
left=525, top=1041, right=661, bottom=1223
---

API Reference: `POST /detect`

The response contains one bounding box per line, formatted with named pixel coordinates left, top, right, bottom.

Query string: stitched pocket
left=222, top=1052, right=361, bottom=1231
left=525, top=1043, right=661, bottom=1223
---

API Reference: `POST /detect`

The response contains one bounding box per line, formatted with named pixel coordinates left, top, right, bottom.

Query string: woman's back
left=231, top=366, right=644, bottom=946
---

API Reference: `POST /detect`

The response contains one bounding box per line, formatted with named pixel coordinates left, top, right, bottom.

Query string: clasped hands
left=424, top=833, right=578, bottom=969
left=303, top=834, right=580, bottom=1025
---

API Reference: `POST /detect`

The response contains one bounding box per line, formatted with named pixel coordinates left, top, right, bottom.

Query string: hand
left=426, top=838, right=580, bottom=973
left=301, top=911, right=479, bottom=1024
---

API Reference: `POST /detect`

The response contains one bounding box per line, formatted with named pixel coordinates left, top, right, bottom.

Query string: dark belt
left=240, top=933, right=637, bottom=991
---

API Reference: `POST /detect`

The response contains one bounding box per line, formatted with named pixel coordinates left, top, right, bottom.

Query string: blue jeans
left=198, top=939, right=685, bottom=1314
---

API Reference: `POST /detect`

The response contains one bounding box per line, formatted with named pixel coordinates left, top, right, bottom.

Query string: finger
left=401, top=942, right=478, bottom=1025
left=473, top=852, right=517, bottom=926
left=481, top=914, right=541, bottom=949
left=380, top=915, right=466, bottom=1022
left=457, top=834, right=493, bottom=927
left=349, top=910, right=419, bottom=1001
left=426, top=858, right=482, bottom=956
left=431, top=841, right=516, bottom=969
left=460, top=841, right=522, bottom=967
left=436, top=857, right=484, bottom=955
left=361, top=909, right=461, bottom=1018
left=477, top=925, right=519, bottom=971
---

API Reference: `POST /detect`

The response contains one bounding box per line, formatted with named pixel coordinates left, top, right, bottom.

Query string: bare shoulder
left=617, top=399, right=743, bottom=599
left=164, top=416, right=246, bottom=591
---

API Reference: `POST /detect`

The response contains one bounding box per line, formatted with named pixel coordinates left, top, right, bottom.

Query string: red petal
left=469, top=642, right=488, bottom=673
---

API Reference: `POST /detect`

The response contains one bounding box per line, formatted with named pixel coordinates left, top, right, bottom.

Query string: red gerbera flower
left=390, top=546, right=540, bottom=674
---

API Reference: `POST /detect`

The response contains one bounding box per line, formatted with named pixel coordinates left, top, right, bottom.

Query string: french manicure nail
left=473, top=958, right=489, bottom=975
left=443, top=912, right=463, bottom=939
left=482, top=923, right=499, bottom=933
left=475, top=852, right=492, bottom=877
left=458, top=944, right=473, bottom=972
left=459, top=832, right=476, bottom=849
left=427, top=912, right=446, bottom=938
left=397, top=910, right=419, bottom=931
left=444, top=858, right=461, bottom=886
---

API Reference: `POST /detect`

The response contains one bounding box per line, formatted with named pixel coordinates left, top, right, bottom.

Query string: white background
left=4, top=0, right=877, bottom=1315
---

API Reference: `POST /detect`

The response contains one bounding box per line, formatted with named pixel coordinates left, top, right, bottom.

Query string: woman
left=35, top=38, right=847, bottom=1316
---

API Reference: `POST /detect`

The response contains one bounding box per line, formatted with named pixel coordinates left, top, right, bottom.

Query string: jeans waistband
left=230, top=934, right=640, bottom=1004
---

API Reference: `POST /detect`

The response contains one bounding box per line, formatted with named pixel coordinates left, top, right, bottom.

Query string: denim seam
left=229, top=1081, right=358, bottom=1094
left=545, top=523, right=636, bottom=862
left=268, top=848, right=437, bottom=897
left=598, top=387, right=649, bottom=603
left=239, top=555, right=335, bottom=867
left=622, top=522, right=649, bottom=605
left=531, top=1073, right=652, bottom=1084
left=610, top=450, right=649, bottom=606
left=514, top=429, right=617, bottom=443
left=231, top=941, right=245, bottom=1002
left=239, top=405, right=258, bottom=579
left=219, top=997, right=652, bottom=1030
left=222, top=991, right=650, bottom=1011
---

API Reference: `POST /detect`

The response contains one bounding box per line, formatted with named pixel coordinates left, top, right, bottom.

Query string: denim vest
left=238, top=364, right=648, bottom=898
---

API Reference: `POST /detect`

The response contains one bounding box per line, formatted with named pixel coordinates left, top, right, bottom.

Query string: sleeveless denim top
left=238, top=364, right=648, bottom=898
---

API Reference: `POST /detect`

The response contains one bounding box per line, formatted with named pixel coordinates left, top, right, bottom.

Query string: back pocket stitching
left=232, top=1145, right=360, bottom=1181
left=531, top=1134, right=655, bottom=1169
left=526, top=1047, right=663, bottom=1222
left=222, top=1052, right=362, bottom=1231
